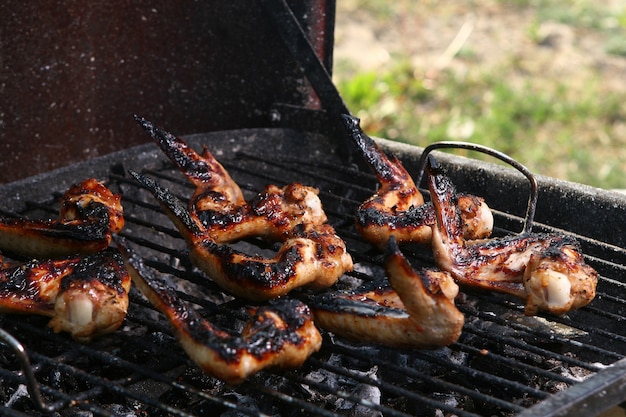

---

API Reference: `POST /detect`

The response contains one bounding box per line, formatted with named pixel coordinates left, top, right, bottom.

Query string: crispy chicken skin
left=341, top=115, right=493, bottom=249
left=117, top=239, right=322, bottom=384
left=311, top=237, right=464, bottom=349
left=426, top=155, right=598, bottom=315
left=0, top=248, right=131, bottom=343
left=134, top=115, right=328, bottom=243
left=196, top=181, right=329, bottom=244
left=130, top=116, right=352, bottom=301
left=129, top=171, right=352, bottom=301
left=190, top=222, right=354, bottom=300
left=0, top=178, right=124, bottom=258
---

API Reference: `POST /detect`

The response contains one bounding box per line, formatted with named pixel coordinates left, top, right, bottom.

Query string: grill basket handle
left=0, top=327, right=55, bottom=413
left=415, top=141, right=538, bottom=235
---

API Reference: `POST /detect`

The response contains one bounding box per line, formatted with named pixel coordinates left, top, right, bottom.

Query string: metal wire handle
left=414, top=141, right=538, bottom=235
left=0, top=327, right=53, bottom=413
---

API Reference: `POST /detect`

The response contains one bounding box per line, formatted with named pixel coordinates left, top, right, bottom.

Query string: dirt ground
left=334, top=1, right=626, bottom=93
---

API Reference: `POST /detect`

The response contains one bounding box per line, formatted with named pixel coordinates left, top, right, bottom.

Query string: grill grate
left=1, top=128, right=626, bottom=416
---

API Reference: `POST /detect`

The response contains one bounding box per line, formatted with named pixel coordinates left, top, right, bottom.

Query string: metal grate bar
left=464, top=307, right=625, bottom=362
left=2, top=317, right=271, bottom=417
left=327, top=342, right=530, bottom=413
left=305, top=356, right=484, bottom=417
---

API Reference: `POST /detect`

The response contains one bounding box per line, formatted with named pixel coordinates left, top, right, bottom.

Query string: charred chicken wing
left=117, top=239, right=322, bottom=384
left=426, top=155, right=598, bottom=315
left=0, top=248, right=131, bottom=343
left=311, top=237, right=464, bottom=348
left=130, top=117, right=352, bottom=301
left=0, top=178, right=124, bottom=258
left=341, top=115, right=493, bottom=249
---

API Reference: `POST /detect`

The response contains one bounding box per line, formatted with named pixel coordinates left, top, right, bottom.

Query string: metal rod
left=259, top=0, right=350, bottom=118
left=0, top=328, right=54, bottom=413
left=414, top=141, right=539, bottom=234
left=259, top=0, right=359, bottom=162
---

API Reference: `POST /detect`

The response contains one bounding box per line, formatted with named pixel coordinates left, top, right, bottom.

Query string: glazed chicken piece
left=311, top=237, right=464, bottom=349
left=130, top=116, right=352, bottom=301
left=341, top=115, right=493, bottom=249
left=0, top=178, right=124, bottom=258
left=130, top=171, right=351, bottom=300
left=0, top=248, right=131, bottom=343
left=133, top=115, right=328, bottom=243
left=117, top=239, right=322, bottom=384
left=426, top=155, right=598, bottom=315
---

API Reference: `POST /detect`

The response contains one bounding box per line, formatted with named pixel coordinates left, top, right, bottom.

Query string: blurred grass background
left=333, top=0, right=626, bottom=189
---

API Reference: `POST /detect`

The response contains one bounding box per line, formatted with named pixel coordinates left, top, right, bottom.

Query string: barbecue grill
left=2, top=1, right=626, bottom=416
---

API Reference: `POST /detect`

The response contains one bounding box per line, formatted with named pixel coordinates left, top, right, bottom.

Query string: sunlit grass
left=334, top=1, right=626, bottom=189
left=335, top=61, right=626, bottom=189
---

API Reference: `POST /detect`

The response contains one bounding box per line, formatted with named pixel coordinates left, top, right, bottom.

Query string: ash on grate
left=302, top=353, right=382, bottom=417
left=4, top=384, right=29, bottom=409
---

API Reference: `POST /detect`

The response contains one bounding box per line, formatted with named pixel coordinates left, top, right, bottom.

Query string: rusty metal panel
left=0, top=1, right=335, bottom=183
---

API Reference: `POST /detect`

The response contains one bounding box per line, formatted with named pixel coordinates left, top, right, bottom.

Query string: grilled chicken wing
left=0, top=178, right=124, bottom=258
left=133, top=115, right=328, bottom=243
left=197, top=181, right=328, bottom=245
left=341, top=115, right=493, bottom=249
left=190, top=222, right=354, bottom=300
left=130, top=171, right=352, bottom=301
left=130, top=117, right=352, bottom=301
left=311, top=237, right=464, bottom=349
left=426, top=155, right=598, bottom=315
left=0, top=248, right=131, bottom=343
left=117, top=239, right=322, bottom=384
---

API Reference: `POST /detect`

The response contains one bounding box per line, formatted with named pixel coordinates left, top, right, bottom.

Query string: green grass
left=335, top=62, right=626, bottom=189
left=334, top=1, right=626, bottom=189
